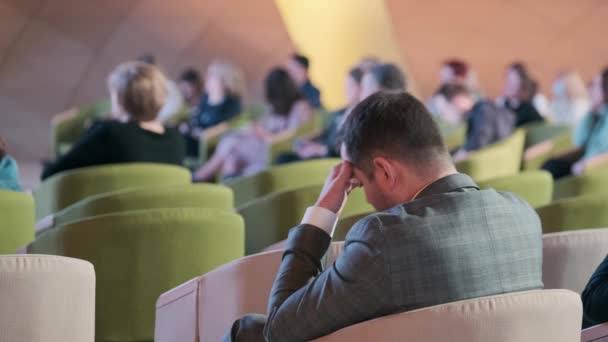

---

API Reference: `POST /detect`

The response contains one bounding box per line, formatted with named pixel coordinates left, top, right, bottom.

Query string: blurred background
left=1, top=0, right=608, bottom=186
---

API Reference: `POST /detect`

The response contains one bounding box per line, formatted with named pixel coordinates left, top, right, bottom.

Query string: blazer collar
left=416, top=173, right=480, bottom=199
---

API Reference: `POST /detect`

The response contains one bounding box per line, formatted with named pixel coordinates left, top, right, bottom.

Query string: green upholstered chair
left=477, top=171, right=553, bottom=208
left=28, top=207, right=244, bottom=342
left=238, top=185, right=372, bottom=254
left=456, top=129, right=525, bottom=182
left=435, top=119, right=466, bottom=151
left=228, top=158, right=340, bottom=208
left=268, top=112, right=327, bottom=165
left=523, top=122, right=571, bottom=148
left=523, top=130, right=574, bottom=171
left=553, top=168, right=608, bottom=201
left=34, top=163, right=191, bottom=219
left=536, top=194, right=608, bottom=234
left=0, top=190, right=35, bottom=253
left=51, top=99, right=112, bottom=158
left=50, top=183, right=233, bottom=229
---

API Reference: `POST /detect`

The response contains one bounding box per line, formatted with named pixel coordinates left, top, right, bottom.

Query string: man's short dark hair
left=340, top=92, right=449, bottom=176
left=291, top=54, right=309, bottom=70
left=179, top=68, right=202, bottom=84
left=438, top=83, right=469, bottom=101
left=369, top=63, right=406, bottom=92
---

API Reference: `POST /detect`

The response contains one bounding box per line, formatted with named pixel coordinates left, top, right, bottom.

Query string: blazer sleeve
left=582, top=255, right=608, bottom=326
left=264, top=217, right=390, bottom=342
left=42, top=123, right=111, bottom=180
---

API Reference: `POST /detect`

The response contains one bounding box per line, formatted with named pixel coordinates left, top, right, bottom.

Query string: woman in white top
left=550, top=71, right=591, bottom=127
left=193, top=67, right=312, bottom=181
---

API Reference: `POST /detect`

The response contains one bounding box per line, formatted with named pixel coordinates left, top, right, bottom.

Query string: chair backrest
left=52, top=183, right=233, bottom=229
left=0, top=255, right=95, bottom=342
left=542, top=228, right=608, bottom=294
left=228, top=159, right=340, bottom=208
left=523, top=129, right=574, bottom=171
left=477, top=170, right=553, bottom=208
left=29, top=207, right=244, bottom=342
left=582, top=322, right=608, bottom=342
left=238, top=184, right=372, bottom=254
left=156, top=242, right=344, bottom=342
left=456, top=129, right=525, bottom=182
left=554, top=168, right=608, bottom=201
left=523, top=122, right=571, bottom=147
left=51, top=99, right=111, bottom=157
left=313, top=290, right=582, bottom=342
left=0, top=190, right=35, bottom=253
left=536, top=194, right=608, bottom=233
left=34, top=163, right=191, bottom=219
left=155, top=249, right=282, bottom=342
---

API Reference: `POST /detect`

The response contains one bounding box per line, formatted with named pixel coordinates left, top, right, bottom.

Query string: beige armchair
left=313, top=290, right=581, bottom=342
left=155, top=249, right=283, bottom=342
left=0, top=255, right=95, bottom=342
left=543, top=228, right=608, bottom=293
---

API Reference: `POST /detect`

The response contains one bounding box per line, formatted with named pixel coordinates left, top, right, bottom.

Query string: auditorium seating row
left=0, top=228, right=606, bottom=341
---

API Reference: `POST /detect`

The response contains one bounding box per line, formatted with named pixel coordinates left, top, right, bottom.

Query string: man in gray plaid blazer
left=226, top=91, right=543, bottom=342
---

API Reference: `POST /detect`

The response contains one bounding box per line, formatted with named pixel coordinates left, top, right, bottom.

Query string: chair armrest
left=524, top=140, right=554, bottom=161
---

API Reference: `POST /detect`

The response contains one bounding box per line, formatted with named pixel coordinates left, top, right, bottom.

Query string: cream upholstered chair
left=312, top=290, right=582, bottom=342
left=155, top=242, right=345, bottom=342
left=543, top=228, right=608, bottom=294
left=582, top=322, right=608, bottom=342
left=0, top=255, right=95, bottom=342
left=155, top=249, right=283, bottom=342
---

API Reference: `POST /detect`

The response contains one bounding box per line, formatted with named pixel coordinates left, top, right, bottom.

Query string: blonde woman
left=183, top=60, right=246, bottom=156
left=550, top=71, right=591, bottom=126
left=42, top=61, right=185, bottom=179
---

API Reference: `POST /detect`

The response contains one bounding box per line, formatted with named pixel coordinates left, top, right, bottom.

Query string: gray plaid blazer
left=263, top=173, right=543, bottom=341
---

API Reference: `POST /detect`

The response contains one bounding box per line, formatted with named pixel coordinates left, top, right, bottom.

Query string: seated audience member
left=439, top=84, right=515, bottom=161
left=41, top=62, right=185, bottom=180
left=286, top=54, right=322, bottom=109
left=0, top=137, right=22, bottom=191
left=137, top=54, right=185, bottom=123
left=359, top=63, right=407, bottom=100
left=542, top=68, right=608, bottom=179
left=193, top=68, right=312, bottom=181
left=182, top=61, right=245, bottom=157
left=497, top=62, right=545, bottom=126
left=278, top=66, right=364, bottom=163
left=428, top=59, right=480, bottom=122
left=582, top=255, right=608, bottom=328
left=225, top=92, right=543, bottom=341
left=177, top=68, right=204, bottom=109
left=550, top=70, right=591, bottom=127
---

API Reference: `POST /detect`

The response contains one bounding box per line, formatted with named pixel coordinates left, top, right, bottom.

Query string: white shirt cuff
left=301, top=206, right=339, bottom=237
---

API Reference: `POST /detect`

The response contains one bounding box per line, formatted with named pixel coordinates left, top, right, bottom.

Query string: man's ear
left=373, top=157, right=396, bottom=187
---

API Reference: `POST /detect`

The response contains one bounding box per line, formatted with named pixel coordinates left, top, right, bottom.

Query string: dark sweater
left=192, top=95, right=242, bottom=130
left=464, top=101, right=516, bottom=152
left=42, top=121, right=185, bottom=180
left=505, top=100, right=544, bottom=127
left=582, top=255, right=608, bottom=328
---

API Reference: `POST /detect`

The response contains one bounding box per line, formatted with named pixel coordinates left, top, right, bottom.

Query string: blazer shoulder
left=346, top=211, right=399, bottom=243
